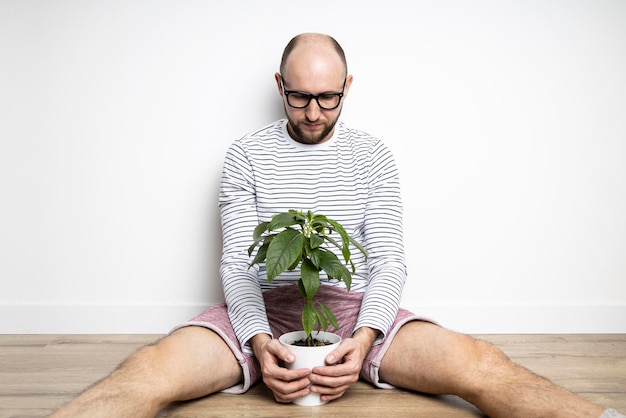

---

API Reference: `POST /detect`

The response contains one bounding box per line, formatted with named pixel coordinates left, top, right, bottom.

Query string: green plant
left=248, top=209, right=367, bottom=346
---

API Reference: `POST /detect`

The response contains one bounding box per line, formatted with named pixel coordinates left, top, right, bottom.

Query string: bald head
left=279, top=33, right=347, bottom=77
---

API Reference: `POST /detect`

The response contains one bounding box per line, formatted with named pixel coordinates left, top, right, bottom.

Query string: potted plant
left=247, top=209, right=367, bottom=405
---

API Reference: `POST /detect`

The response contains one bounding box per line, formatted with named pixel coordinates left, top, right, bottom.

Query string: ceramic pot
left=278, top=330, right=342, bottom=406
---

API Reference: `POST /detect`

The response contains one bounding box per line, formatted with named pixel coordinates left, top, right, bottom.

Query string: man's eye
left=291, top=93, right=310, bottom=100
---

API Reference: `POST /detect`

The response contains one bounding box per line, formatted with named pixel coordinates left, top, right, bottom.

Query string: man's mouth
left=303, top=122, right=322, bottom=130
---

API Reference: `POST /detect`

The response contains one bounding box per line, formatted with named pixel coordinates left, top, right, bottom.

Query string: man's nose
left=305, top=98, right=321, bottom=120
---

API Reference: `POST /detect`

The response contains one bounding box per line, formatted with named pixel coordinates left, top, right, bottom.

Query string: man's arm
left=219, top=141, right=273, bottom=352
left=354, top=140, right=407, bottom=341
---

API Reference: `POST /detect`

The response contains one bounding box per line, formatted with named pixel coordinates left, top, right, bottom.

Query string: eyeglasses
left=280, top=76, right=346, bottom=110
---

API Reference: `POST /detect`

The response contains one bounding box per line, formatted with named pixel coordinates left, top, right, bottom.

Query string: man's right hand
left=250, top=333, right=312, bottom=403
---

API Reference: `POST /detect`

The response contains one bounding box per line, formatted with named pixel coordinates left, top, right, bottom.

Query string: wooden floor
left=0, top=334, right=625, bottom=417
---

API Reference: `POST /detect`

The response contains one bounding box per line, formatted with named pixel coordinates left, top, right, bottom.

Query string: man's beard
left=285, top=109, right=341, bottom=145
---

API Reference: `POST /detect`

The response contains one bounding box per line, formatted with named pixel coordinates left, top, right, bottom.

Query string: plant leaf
left=309, top=232, right=324, bottom=249
left=248, top=241, right=269, bottom=271
left=300, top=258, right=320, bottom=300
left=326, top=218, right=351, bottom=262
left=322, top=234, right=344, bottom=256
left=297, top=279, right=307, bottom=299
left=287, top=256, right=300, bottom=271
left=290, top=209, right=307, bottom=220
left=349, top=236, right=368, bottom=259
left=268, top=212, right=300, bottom=230
left=248, top=233, right=275, bottom=257
left=252, top=221, right=270, bottom=242
left=318, top=302, right=339, bottom=331
left=307, top=248, right=323, bottom=269
left=314, top=249, right=347, bottom=279
left=247, top=241, right=256, bottom=257
left=315, top=308, right=328, bottom=332
left=311, top=214, right=329, bottom=231
left=266, top=228, right=303, bottom=281
left=341, top=266, right=352, bottom=291
left=248, top=222, right=270, bottom=257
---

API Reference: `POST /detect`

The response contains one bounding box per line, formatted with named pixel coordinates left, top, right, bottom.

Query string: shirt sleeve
left=354, top=140, right=407, bottom=343
left=218, top=140, right=272, bottom=354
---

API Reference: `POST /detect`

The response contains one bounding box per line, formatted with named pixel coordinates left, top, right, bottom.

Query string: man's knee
left=471, top=338, right=512, bottom=373
left=111, top=341, right=164, bottom=382
left=460, top=337, right=530, bottom=397
left=113, top=333, right=196, bottom=384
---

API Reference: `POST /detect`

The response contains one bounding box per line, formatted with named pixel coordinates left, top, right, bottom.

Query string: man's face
left=280, top=75, right=347, bottom=145
left=276, top=46, right=352, bottom=145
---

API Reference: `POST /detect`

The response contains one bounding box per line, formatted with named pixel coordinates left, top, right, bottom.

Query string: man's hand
left=308, top=327, right=378, bottom=402
left=251, top=333, right=312, bottom=403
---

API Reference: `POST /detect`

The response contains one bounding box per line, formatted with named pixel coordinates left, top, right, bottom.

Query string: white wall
left=1, top=0, right=625, bottom=334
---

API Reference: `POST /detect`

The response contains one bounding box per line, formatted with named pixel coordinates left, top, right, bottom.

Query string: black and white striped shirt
left=219, top=119, right=407, bottom=353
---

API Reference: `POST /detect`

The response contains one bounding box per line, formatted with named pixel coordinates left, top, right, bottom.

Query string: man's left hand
left=308, top=327, right=378, bottom=402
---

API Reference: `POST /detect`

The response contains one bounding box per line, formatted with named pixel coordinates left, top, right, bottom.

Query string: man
left=52, top=33, right=623, bottom=418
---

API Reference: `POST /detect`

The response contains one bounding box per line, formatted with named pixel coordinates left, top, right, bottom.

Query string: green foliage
left=248, top=210, right=368, bottom=346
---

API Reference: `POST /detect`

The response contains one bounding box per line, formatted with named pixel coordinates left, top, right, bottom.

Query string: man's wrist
left=352, top=327, right=379, bottom=353
left=250, top=333, right=272, bottom=357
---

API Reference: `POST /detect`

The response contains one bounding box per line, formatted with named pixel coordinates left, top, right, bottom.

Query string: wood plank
left=0, top=334, right=624, bottom=417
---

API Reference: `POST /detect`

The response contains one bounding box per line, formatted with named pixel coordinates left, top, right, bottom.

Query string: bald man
left=52, top=33, right=623, bottom=418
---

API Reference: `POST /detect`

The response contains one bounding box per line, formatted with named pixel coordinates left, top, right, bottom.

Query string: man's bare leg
left=380, top=321, right=605, bottom=418
left=51, top=326, right=242, bottom=418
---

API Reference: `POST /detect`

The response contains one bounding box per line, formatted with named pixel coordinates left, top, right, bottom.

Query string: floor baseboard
left=1, top=304, right=625, bottom=334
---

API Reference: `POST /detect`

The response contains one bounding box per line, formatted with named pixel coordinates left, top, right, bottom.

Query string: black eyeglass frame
left=280, top=76, right=346, bottom=110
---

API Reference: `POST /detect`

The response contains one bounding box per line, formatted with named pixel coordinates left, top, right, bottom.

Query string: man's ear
left=343, top=74, right=354, bottom=98
left=274, top=72, right=283, bottom=96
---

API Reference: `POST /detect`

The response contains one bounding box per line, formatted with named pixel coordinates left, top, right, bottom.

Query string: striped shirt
left=219, top=119, right=407, bottom=353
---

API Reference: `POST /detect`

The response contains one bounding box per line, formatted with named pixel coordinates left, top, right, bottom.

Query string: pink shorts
left=171, top=285, right=432, bottom=393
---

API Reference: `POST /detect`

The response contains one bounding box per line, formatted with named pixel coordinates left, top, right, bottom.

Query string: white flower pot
left=278, top=330, right=342, bottom=406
